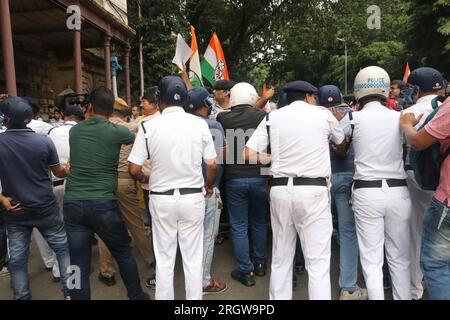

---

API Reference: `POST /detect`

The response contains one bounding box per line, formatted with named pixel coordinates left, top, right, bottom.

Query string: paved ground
left=0, top=231, right=396, bottom=300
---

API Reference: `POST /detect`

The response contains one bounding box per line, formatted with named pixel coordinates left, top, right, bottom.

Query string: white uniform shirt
left=28, top=119, right=54, bottom=135
left=341, top=101, right=407, bottom=180
left=246, top=101, right=345, bottom=178
left=128, top=107, right=217, bottom=192
left=403, top=95, right=439, bottom=167
left=48, top=121, right=77, bottom=165
left=138, top=111, right=161, bottom=191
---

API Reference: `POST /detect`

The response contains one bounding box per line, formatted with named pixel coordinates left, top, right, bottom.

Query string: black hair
left=286, top=91, right=307, bottom=105
left=391, top=80, right=406, bottom=90
left=142, top=86, right=159, bottom=104
left=89, top=87, right=114, bottom=116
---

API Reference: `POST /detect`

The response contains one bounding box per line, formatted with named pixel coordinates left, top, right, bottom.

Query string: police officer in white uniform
left=128, top=76, right=217, bottom=300
left=245, top=80, right=345, bottom=300
left=338, top=66, right=412, bottom=300
left=402, top=67, right=444, bottom=300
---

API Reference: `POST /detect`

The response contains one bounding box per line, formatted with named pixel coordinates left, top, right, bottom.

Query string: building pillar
left=104, top=34, right=112, bottom=90
left=124, top=44, right=131, bottom=106
left=0, top=0, right=17, bottom=96
left=74, top=29, right=82, bottom=94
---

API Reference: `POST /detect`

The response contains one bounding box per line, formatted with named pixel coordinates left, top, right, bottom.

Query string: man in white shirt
left=25, top=98, right=54, bottom=135
left=402, top=67, right=445, bottom=300
left=245, top=80, right=345, bottom=300
left=128, top=76, right=217, bottom=300
left=337, top=66, right=412, bottom=300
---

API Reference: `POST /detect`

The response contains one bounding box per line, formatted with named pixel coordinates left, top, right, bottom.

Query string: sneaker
left=64, top=293, right=71, bottom=300
left=254, top=262, right=266, bottom=277
left=145, top=274, right=156, bottom=289
left=203, top=280, right=227, bottom=295
left=98, top=273, right=116, bottom=287
left=231, top=269, right=255, bottom=287
left=339, top=288, right=368, bottom=300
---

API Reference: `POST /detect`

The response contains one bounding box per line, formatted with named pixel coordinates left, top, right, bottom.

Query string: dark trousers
left=63, top=199, right=145, bottom=300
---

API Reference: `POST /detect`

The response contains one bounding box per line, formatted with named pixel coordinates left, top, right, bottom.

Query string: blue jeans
left=331, top=172, right=359, bottom=292
left=6, top=204, right=71, bottom=300
left=63, top=200, right=145, bottom=300
left=226, top=177, right=268, bottom=273
left=203, top=188, right=221, bottom=286
left=0, top=211, right=7, bottom=269
left=420, top=198, right=450, bottom=300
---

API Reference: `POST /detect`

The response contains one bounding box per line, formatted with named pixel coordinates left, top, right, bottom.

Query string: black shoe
left=45, top=267, right=53, bottom=272
left=53, top=276, right=61, bottom=283
left=254, top=263, right=266, bottom=277
left=231, top=269, right=255, bottom=287
left=145, top=274, right=156, bottom=289
left=98, top=273, right=116, bottom=286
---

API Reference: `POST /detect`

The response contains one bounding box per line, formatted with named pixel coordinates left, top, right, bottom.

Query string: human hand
left=263, top=86, right=275, bottom=100
left=400, top=112, right=423, bottom=129
left=0, top=196, right=22, bottom=213
left=204, top=184, right=213, bottom=198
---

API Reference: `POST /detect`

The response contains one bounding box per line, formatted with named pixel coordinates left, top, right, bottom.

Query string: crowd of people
left=0, top=64, right=449, bottom=301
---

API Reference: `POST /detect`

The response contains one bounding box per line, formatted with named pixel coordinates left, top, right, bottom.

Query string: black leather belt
left=53, top=180, right=65, bottom=187
left=150, top=188, right=202, bottom=196
left=404, top=165, right=413, bottom=171
left=353, top=179, right=407, bottom=189
left=270, top=177, right=327, bottom=187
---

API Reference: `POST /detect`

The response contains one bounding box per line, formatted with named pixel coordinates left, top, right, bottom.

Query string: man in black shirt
left=216, top=82, right=269, bottom=287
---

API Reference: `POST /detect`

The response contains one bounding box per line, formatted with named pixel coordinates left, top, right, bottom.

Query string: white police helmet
left=353, top=66, right=390, bottom=102
left=229, top=82, right=259, bottom=107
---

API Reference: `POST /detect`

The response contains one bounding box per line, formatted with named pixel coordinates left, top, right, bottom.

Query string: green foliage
left=127, top=0, right=450, bottom=99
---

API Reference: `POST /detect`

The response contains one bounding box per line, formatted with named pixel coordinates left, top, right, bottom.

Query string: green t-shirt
left=64, top=116, right=134, bottom=200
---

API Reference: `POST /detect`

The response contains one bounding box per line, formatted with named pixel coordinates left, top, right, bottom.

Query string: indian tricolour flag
left=189, top=26, right=203, bottom=87
left=201, top=32, right=229, bottom=86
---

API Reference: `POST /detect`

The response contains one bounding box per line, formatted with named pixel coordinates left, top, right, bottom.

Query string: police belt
left=150, top=188, right=203, bottom=196
left=53, top=180, right=65, bottom=187
left=270, top=177, right=327, bottom=187
left=353, top=179, right=407, bottom=189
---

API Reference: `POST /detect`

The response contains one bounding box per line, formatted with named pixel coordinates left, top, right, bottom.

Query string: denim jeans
left=420, top=198, right=450, bottom=300
left=331, top=172, right=359, bottom=292
left=6, top=204, right=71, bottom=300
left=226, top=177, right=268, bottom=273
left=203, top=188, right=221, bottom=286
left=63, top=199, right=145, bottom=300
left=0, top=211, right=7, bottom=269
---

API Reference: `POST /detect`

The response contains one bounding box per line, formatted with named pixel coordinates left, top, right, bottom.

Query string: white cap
left=230, top=82, right=259, bottom=107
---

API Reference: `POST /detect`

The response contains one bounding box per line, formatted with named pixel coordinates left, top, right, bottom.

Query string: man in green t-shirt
left=63, top=87, right=147, bottom=300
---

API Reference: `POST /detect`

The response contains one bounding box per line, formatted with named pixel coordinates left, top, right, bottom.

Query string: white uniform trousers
left=352, top=182, right=412, bottom=300
left=269, top=183, right=332, bottom=300
left=406, top=170, right=433, bottom=300
left=149, top=191, right=205, bottom=300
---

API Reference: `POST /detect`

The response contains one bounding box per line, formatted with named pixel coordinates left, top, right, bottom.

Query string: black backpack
left=410, top=96, right=450, bottom=191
